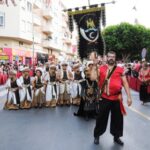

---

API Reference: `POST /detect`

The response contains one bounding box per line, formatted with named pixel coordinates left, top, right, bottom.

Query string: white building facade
left=0, top=0, right=77, bottom=65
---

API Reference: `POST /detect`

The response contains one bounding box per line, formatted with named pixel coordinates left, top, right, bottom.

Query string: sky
left=62, top=0, right=150, bottom=28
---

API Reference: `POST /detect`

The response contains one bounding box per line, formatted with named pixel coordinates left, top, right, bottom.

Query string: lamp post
left=88, top=0, right=90, bottom=6
left=32, top=13, right=35, bottom=69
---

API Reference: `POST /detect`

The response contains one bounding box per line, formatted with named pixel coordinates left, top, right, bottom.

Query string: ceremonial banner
left=68, top=6, right=106, bottom=60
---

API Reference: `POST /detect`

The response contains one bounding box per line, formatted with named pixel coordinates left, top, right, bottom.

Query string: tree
left=103, top=22, right=150, bottom=61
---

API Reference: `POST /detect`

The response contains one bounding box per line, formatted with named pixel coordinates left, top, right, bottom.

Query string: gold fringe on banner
left=68, top=6, right=105, bottom=16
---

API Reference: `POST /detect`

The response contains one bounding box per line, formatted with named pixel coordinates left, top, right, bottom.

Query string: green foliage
left=103, top=22, right=150, bottom=61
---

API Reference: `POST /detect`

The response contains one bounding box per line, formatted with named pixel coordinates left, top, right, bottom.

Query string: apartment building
left=0, top=0, right=77, bottom=65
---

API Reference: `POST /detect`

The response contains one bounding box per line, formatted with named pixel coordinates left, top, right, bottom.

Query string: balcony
left=33, top=0, right=42, bottom=9
left=33, top=15, right=41, bottom=26
left=42, top=40, right=61, bottom=51
left=42, top=25, right=53, bottom=34
left=43, top=9, right=53, bottom=20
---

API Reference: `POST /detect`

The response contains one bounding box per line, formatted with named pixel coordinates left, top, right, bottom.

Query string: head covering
left=22, top=67, right=30, bottom=72
left=35, top=67, right=43, bottom=74
left=61, top=61, right=68, bottom=66
left=45, top=62, right=50, bottom=66
left=50, top=64, right=56, bottom=69
left=73, top=63, right=80, bottom=69
left=9, top=70, right=17, bottom=75
left=86, top=61, right=94, bottom=67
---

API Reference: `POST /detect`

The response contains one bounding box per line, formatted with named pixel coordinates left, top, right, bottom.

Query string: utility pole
left=88, top=0, right=90, bottom=6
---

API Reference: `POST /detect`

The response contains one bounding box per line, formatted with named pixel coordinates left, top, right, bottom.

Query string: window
left=21, top=20, right=26, bottom=32
left=27, top=2, right=32, bottom=12
left=0, top=12, right=5, bottom=27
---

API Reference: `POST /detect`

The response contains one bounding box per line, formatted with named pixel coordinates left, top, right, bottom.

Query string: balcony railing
left=42, top=25, right=53, bottom=34
left=43, top=9, right=53, bottom=20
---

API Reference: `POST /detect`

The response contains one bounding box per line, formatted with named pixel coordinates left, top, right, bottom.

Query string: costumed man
left=44, top=64, right=59, bottom=108
left=71, top=63, right=85, bottom=105
left=91, top=51, right=132, bottom=146
left=57, top=61, right=73, bottom=106
left=74, top=67, right=98, bottom=120
left=4, top=70, right=22, bottom=110
left=19, top=67, right=33, bottom=109
left=32, top=68, right=45, bottom=108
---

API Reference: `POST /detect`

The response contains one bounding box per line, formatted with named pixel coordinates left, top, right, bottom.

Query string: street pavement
left=0, top=86, right=150, bottom=150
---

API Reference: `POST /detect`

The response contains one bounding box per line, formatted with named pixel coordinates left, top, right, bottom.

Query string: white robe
left=34, top=76, right=45, bottom=96
left=5, top=79, right=22, bottom=105
left=59, top=70, right=71, bottom=94
left=19, top=76, right=33, bottom=102
left=71, top=72, right=85, bottom=98
left=44, top=73, right=59, bottom=101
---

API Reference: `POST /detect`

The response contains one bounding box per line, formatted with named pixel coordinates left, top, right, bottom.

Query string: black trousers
left=94, top=98, right=123, bottom=138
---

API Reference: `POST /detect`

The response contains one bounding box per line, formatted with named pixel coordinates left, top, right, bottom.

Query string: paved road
left=0, top=87, right=150, bottom=150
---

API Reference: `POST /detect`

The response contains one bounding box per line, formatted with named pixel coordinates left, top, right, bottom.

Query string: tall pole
left=32, top=0, right=36, bottom=69
left=88, top=0, right=90, bottom=6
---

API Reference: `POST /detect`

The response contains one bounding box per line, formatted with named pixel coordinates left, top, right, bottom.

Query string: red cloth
left=16, top=72, right=22, bottom=78
left=98, top=65, right=124, bottom=101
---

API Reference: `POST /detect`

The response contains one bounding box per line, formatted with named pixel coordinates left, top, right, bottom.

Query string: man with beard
left=91, top=51, right=132, bottom=146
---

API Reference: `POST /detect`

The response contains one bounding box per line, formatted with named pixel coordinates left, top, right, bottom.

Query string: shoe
left=94, top=137, right=99, bottom=145
left=74, top=112, right=79, bottom=116
left=114, top=137, right=124, bottom=146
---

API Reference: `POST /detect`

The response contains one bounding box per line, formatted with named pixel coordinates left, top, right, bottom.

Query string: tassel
left=68, top=15, right=74, bottom=32
left=101, top=3, right=106, bottom=27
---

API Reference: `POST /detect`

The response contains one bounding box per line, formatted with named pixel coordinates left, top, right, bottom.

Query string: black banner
left=73, top=7, right=104, bottom=60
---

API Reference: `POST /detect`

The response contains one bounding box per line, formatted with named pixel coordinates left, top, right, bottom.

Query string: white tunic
left=5, top=78, right=22, bottom=104
left=44, top=73, right=59, bottom=101
left=19, top=76, right=33, bottom=102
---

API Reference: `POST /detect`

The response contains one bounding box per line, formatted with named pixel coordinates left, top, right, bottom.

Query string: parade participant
left=4, top=70, right=22, bottom=110
left=91, top=51, right=132, bottom=146
left=57, top=61, right=73, bottom=106
left=44, top=64, right=59, bottom=108
left=32, top=68, right=45, bottom=108
left=74, top=67, right=97, bottom=120
left=19, top=67, right=33, bottom=109
left=138, top=61, right=150, bottom=105
left=71, top=63, right=85, bottom=105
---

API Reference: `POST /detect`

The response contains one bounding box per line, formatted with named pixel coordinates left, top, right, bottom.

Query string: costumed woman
left=19, top=67, right=33, bottom=109
left=71, top=63, right=85, bottom=106
left=4, top=70, right=22, bottom=110
left=57, top=61, right=73, bottom=106
left=44, top=64, right=59, bottom=108
left=32, top=67, right=45, bottom=108
left=74, top=67, right=98, bottom=120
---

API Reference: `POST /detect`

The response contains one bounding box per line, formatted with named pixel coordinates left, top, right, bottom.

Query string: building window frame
left=0, top=12, right=5, bottom=27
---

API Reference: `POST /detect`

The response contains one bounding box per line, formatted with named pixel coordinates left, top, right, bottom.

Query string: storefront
left=0, top=48, right=12, bottom=63
left=12, top=49, right=32, bottom=65
left=37, top=52, right=48, bottom=64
